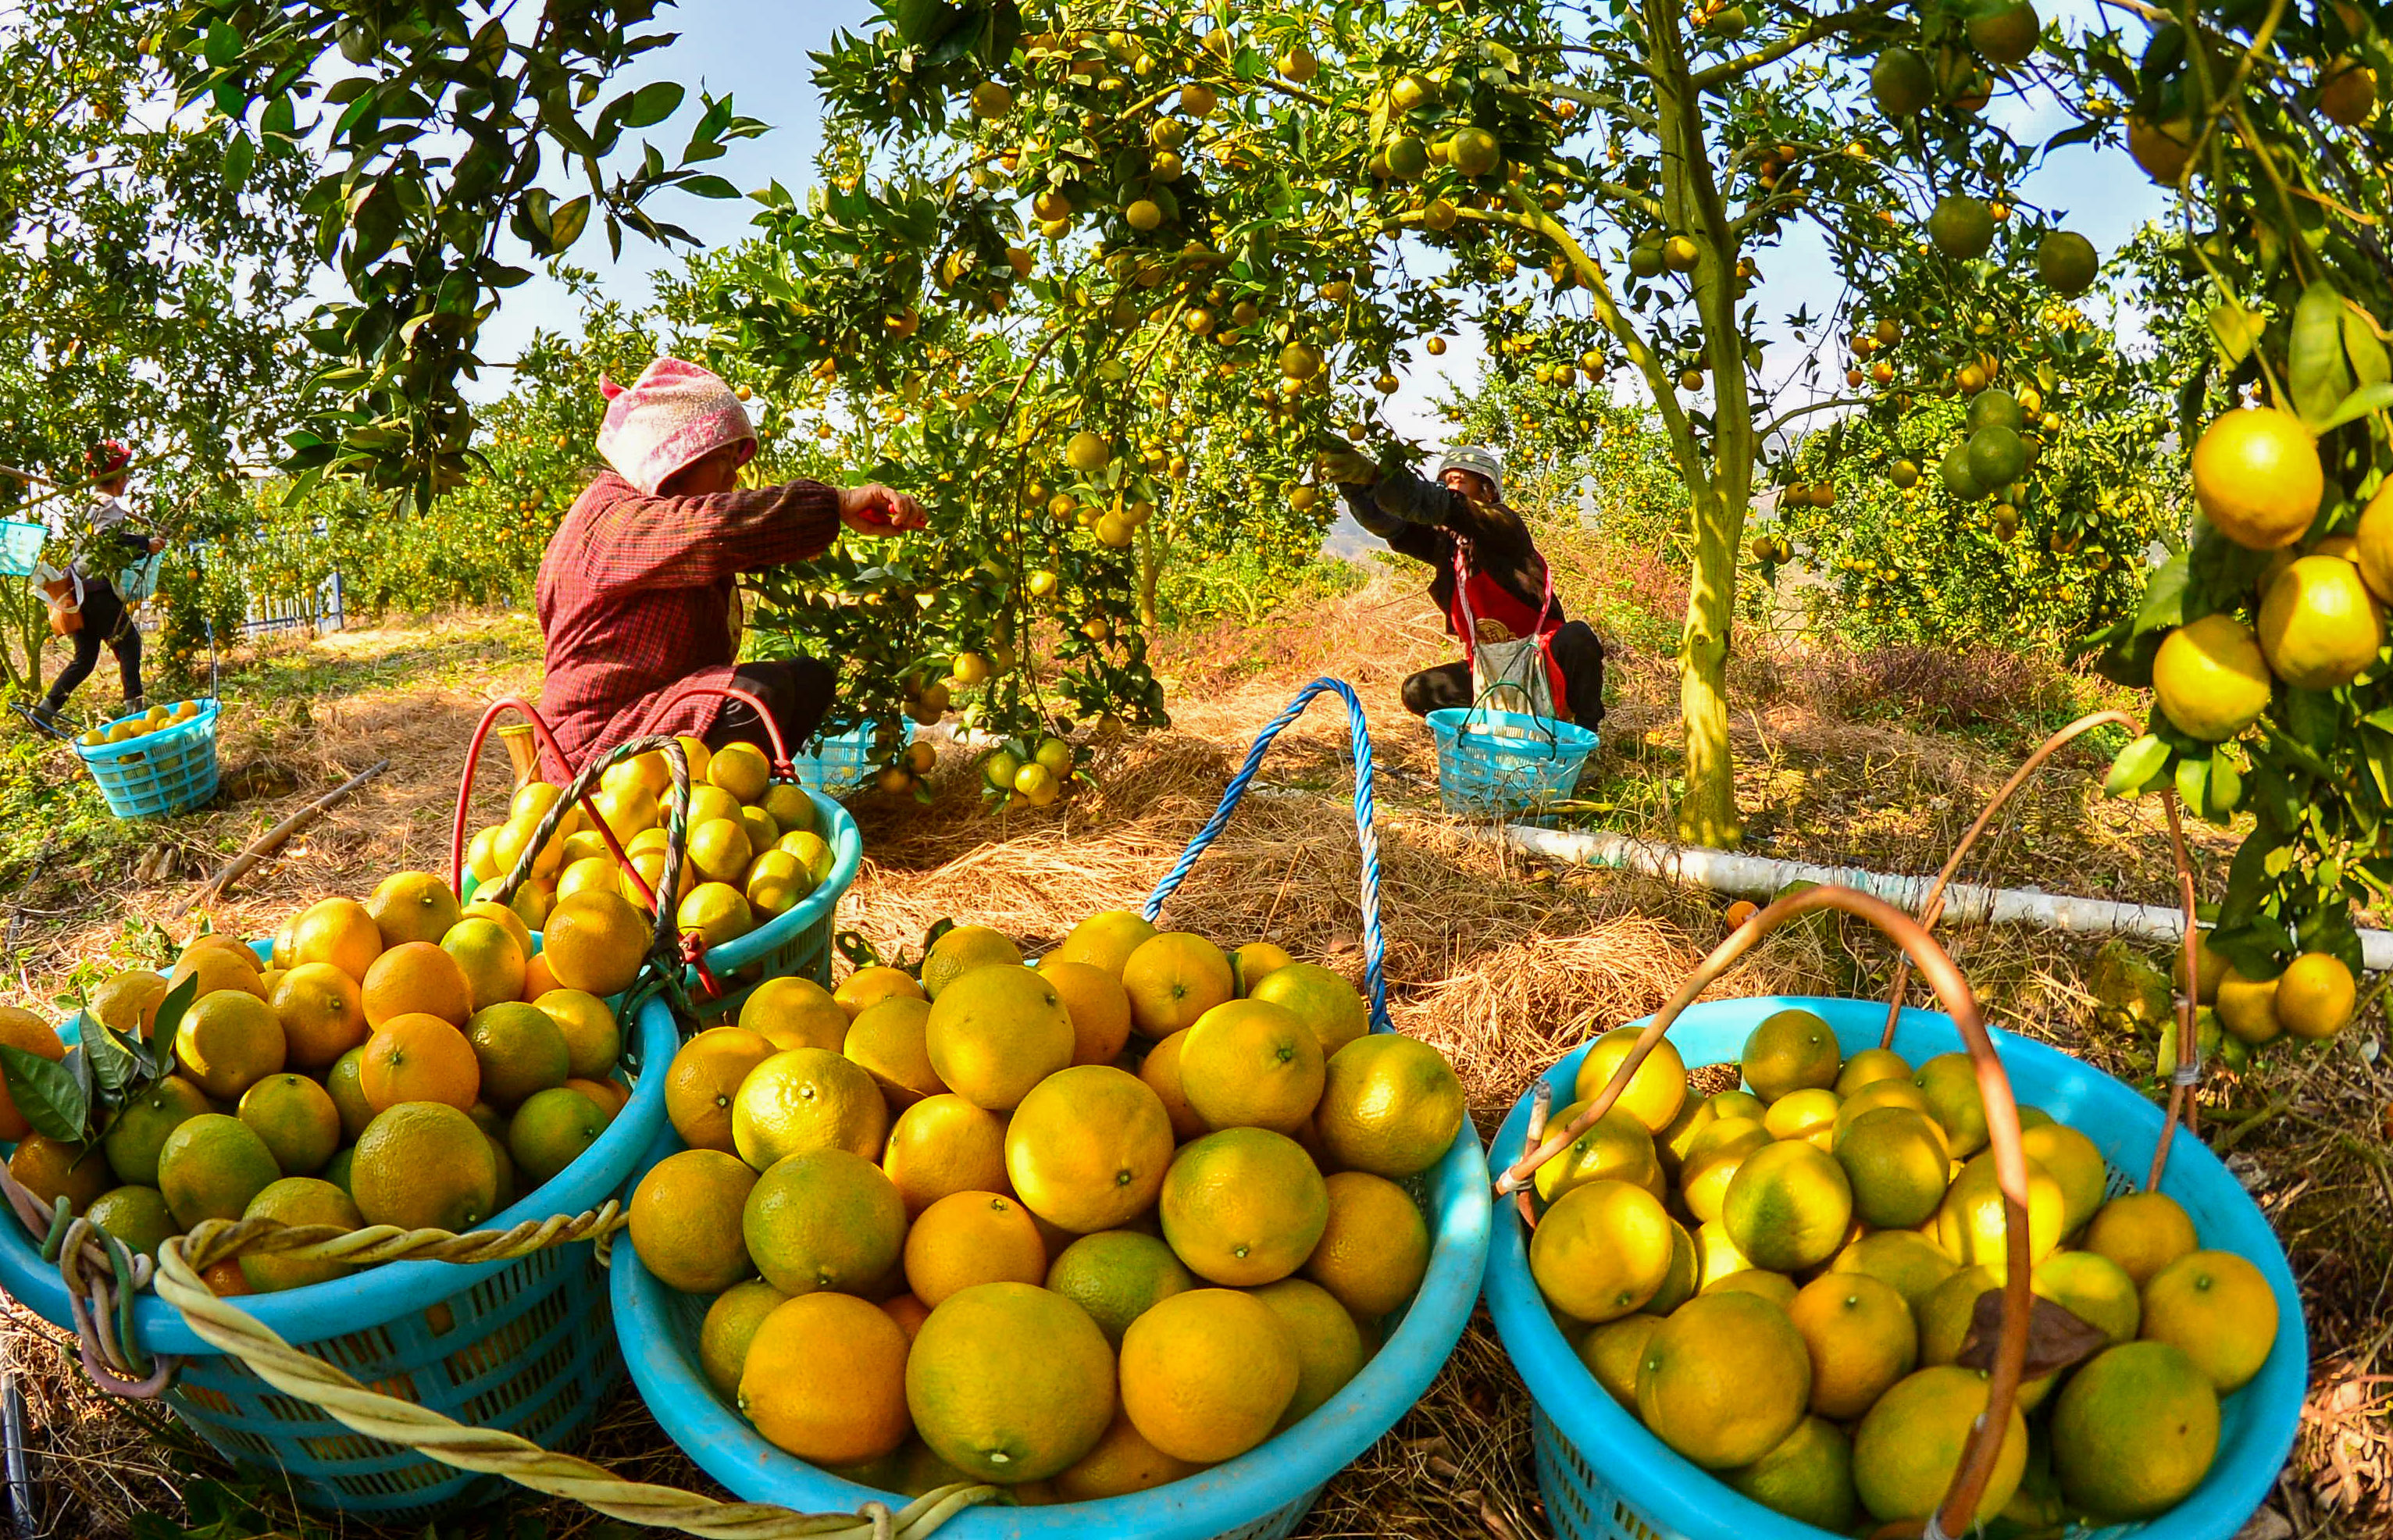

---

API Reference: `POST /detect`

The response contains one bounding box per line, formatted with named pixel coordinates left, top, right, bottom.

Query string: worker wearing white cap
left=1329, top=441, right=1605, bottom=725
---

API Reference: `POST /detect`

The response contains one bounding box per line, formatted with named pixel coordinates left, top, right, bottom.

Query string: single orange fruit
left=833, top=965, right=925, bottom=1019
left=269, top=962, right=369, bottom=1071
left=236, top=1073, right=342, bottom=1177
left=1136, top=1028, right=1209, bottom=1142
left=883, top=1093, right=1011, bottom=1215
left=367, top=870, right=462, bottom=948
left=441, top=917, right=527, bottom=1013
left=664, top=1027, right=777, bottom=1153
left=1037, top=957, right=1134, bottom=1066
left=360, top=942, right=473, bottom=1030
left=173, top=990, right=287, bottom=1101
left=904, top=1189, right=1048, bottom=1307
left=1121, top=932, right=1235, bottom=1038
left=168, top=943, right=266, bottom=1003
left=291, top=897, right=383, bottom=982
left=541, top=889, right=650, bottom=996
left=360, top=1012, right=482, bottom=1111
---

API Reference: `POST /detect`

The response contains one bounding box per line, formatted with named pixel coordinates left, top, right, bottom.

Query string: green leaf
left=149, top=971, right=199, bottom=1053
left=2207, top=301, right=2265, bottom=367
left=2106, top=735, right=2173, bottom=797
left=624, top=80, right=684, bottom=128
left=679, top=174, right=741, bottom=199
left=2291, top=281, right=2354, bottom=426
left=2345, top=302, right=2391, bottom=387
left=84, top=1013, right=136, bottom=1097
left=2312, top=381, right=2393, bottom=434
left=222, top=131, right=255, bottom=194
left=548, top=194, right=592, bottom=251
left=2134, top=550, right=2189, bottom=634
left=202, top=20, right=242, bottom=69
left=0, top=1045, right=87, bottom=1145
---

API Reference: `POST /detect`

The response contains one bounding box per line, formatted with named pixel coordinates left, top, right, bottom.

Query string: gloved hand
left=1315, top=443, right=1379, bottom=487
left=838, top=483, right=929, bottom=534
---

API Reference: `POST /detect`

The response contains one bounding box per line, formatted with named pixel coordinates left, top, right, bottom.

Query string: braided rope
left=148, top=1235, right=996, bottom=1539
left=1143, top=678, right=1390, bottom=1033
left=173, top=1203, right=629, bottom=1274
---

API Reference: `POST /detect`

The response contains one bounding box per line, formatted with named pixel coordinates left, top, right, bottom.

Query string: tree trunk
left=1136, top=519, right=1164, bottom=630
left=1677, top=479, right=1744, bottom=845
left=1646, top=0, right=1752, bottom=847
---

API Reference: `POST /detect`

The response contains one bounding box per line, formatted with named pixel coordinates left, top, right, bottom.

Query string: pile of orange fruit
left=76, top=698, right=206, bottom=749
left=627, top=912, right=1467, bottom=1503
left=2, top=851, right=664, bottom=1295
left=460, top=736, right=836, bottom=951
left=1528, top=1009, right=2279, bottom=1531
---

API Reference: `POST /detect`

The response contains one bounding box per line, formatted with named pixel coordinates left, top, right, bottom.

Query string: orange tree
left=676, top=1, right=2112, bottom=837
left=0, top=0, right=316, bottom=693
left=2057, top=2, right=2393, bottom=998
left=156, top=0, right=766, bottom=511
left=1770, top=245, right=2181, bottom=650
left=654, top=10, right=1448, bottom=782
left=1308, top=1, right=2096, bottom=843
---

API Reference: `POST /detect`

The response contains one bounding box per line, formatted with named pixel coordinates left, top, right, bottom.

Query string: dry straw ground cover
left=0, top=581, right=2379, bottom=1536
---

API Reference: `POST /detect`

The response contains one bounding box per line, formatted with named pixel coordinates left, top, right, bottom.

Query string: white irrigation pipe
left=917, top=723, right=2393, bottom=969
left=1448, top=821, right=2393, bottom=974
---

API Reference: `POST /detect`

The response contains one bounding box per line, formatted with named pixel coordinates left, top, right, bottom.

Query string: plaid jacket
left=535, top=469, right=839, bottom=777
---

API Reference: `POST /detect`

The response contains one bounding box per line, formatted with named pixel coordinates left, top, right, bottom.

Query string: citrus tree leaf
left=2311, top=381, right=2393, bottom=435
left=2291, top=280, right=2354, bottom=426
left=2105, top=734, right=2173, bottom=797
left=148, top=971, right=199, bottom=1053
left=0, top=1044, right=87, bottom=1145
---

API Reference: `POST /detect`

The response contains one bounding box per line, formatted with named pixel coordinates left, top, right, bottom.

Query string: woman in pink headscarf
left=534, top=358, right=927, bottom=776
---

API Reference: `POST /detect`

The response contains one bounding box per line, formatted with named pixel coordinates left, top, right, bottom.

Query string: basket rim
left=73, top=698, right=220, bottom=765
left=458, top=790, right=858, bottom=983
left=703, top=790, right=861, bottom=974
left=612, top=1114, right=1494, bottom=1537
left=0, top=986, right=677, bottom=1356
left=1482, top=993, right=2308, bottom=1540
left=1424, top=706, right=1599, bottom=754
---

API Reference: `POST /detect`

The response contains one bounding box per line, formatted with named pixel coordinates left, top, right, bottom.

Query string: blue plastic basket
left=790, top=718, right=912, bottom=793
left=614, top=678, right=1496, bottom=1538
left=0, top=519, right=45, bottom=577
left=1426, top=705, right=1597, bottom=821
left=1484, top=995, right=2308, bottom=1540
left=462, top=786, right=861, bottom=1018
left=0, top=971, right=680, bottom=1521
left=73, top=700, right=221, bottom=818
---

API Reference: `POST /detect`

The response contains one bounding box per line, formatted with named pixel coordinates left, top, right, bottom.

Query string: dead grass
left=0, top=595, right=2382, bottom=1538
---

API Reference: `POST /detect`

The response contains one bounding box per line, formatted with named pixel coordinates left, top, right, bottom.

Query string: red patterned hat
left=595, top=358, right=757, bottom=495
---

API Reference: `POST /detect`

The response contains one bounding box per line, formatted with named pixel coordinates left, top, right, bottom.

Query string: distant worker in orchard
left=536, top=358, right=928, bottom=775
left=1332, top=444, right=1606, bottom=727
left=23, top=440, right=165, bottom=731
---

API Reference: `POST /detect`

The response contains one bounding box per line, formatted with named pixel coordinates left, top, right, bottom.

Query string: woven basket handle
left=1881, top=708, right=2204, bottom=1189
left=1143, top=677, right=1391, bottom=1034
left=142, top=1224, right=995, bottom=1538
left=1500, top=882, right=2035, bottom=1540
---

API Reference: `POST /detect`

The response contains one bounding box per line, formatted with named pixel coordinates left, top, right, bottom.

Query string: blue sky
left=483, top=2, right=2169, bottom=446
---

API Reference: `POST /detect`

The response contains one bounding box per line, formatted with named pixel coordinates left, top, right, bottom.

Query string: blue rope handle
left=1143, top=677, right=1393, bottom=1036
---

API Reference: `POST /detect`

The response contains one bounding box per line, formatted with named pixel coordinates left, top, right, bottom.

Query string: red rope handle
left=448, top=697, right=657, bottom=910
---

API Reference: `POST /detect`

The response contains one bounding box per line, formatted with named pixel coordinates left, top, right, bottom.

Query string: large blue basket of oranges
left=0, top=916, right=676, bottom=1520
left=612, top=677, right=1496, bottom=1538
left=1484, top=992, right=2305, bottom=1540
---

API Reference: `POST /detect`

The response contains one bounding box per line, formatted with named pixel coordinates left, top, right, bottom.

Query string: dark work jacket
left=1339, top=469, right=1564, bottom=637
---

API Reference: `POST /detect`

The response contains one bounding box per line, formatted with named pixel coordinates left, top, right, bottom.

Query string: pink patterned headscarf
left=595, top=358, right=758, bottom=495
